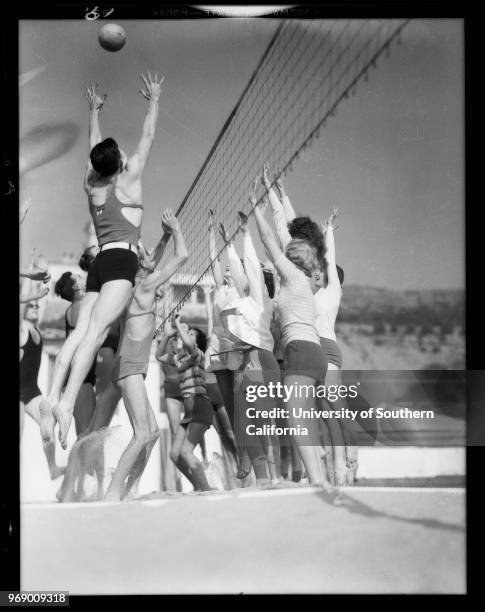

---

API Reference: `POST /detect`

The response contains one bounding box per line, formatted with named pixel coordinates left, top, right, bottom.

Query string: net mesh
left=156, top=18, right=411, bottom=334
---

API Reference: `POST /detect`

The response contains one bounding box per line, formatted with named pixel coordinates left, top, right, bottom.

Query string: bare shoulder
left=125, top=154, right=142, bottom=178
left=19, top=322, right=29, bottom=346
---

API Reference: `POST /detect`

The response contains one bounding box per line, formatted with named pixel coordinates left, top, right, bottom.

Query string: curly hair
left=191, top=327, right=208, bottom=353
left=78, top=247, right=96, bottom=272
left=285, top=239, right=319, bottom=278
left=287, top=216, right=326, bottom=270
left=54, top=271, right=76, bottom=302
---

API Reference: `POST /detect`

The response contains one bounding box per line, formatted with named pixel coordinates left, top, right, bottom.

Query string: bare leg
left=104, top=375, right=159, bottom=502
left=199, top=434, right=209, bottom=468
left=57, top=441, right=82, bottom=502
left=213, top=406, right=239, bottom=464
left=214, top=370, right=249, bottom=477
left=326, top=364, right=358, bottom=486
left=54, top=280, right=132, bottom=449
left=25, top=396, right=64, bottom=480
left=165, top=397, right=183, bottom=438
left=94, top=347, right=116, bottom=394
left=88, top=383, right=121, bottom=432
left=284, top=375, right=328, bottom=485
left=123, top=408, right=160, bottom=499
left=40, top=293, right=97, bottom=443
left=290, top=440, right=303, bottom=481
left=170, top=426, right=200, bottom=488
left=180, top=423, right=212, bottom=491
left=73, top=384, right=96, bottom=438
left=319, top=419, right=335, bottom=486
left=280, top=441, right=290, bottom=479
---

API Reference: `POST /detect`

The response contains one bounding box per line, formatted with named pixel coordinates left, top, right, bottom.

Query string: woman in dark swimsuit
left=20, top=300, right=64, bottom=480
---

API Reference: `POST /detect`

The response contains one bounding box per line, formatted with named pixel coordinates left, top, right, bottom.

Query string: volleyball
left=98, top=24, right=126, bottom=52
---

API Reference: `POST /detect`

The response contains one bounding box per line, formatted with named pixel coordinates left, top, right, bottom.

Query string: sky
left=19, top=18, right=463, bottom=290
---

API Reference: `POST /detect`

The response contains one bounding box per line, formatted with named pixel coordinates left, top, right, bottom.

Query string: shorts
left=111, top=355, right=148, bottom=383
left=181, top=394, right=214, bottom=428
left=20, top=383, right=41, bottom=405
left=206, top=382, right=224, bottom=410
left=164, top=380, right=183, bottom=401
left=283, top=340, right=327, bottom=382
left=319, top=337, right=343, bottom=369
left=86, top=248, right=138, bottom=293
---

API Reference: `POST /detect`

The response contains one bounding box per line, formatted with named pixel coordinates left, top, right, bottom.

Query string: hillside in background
left=339, top=285, right=464, bottom=335
left=40, top=285, right=465, bottom=370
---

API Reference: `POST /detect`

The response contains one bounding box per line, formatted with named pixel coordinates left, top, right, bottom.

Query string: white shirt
left=313, top=286, right=342, bottom=341
left=207, top=285, right=244, bottom=371
left=221, top=294, right=274, bottom=352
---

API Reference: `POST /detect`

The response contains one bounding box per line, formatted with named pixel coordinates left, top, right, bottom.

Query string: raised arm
left=156, top=323, right=176, bottom=363
left=208, top=209, right=223, bottom=289
left=275, top=169, right=296, bottom=222
left=238, top=211, right=266, bottom=306
left=173, top=314, right=195, bottom=351
left=262, top=164, right=291, bottom=250
left=143, top=209, right=188, bottom=291
left=83, top=82, right=107, bottom=188
left=219, top=222, right=248, bottom=298
left=148, top=230, right=172, bottom=269
left=200, top=275, right=215, bottom=371
left=130, top=72, right=164, bottom=174
left=250, top=188, right=291, bottom=283
left=321, top=207, right=341, bottom=290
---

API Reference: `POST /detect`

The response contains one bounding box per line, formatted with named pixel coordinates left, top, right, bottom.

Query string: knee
left=149, top=427, right=159, bottom=443
left=180, top=446, right=194, bottom=463
left=134, top=429, right=154, bottom=447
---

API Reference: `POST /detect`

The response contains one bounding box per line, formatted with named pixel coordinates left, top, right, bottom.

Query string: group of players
left=20, top=73, right=357, bottom=502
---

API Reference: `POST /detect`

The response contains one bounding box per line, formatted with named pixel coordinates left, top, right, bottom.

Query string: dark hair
left=288, top=216, right=326, bottom=269
left=337, top=265, right=344, bottom=286
left=191, top=327, right=207, bottom=353
left=90, top=138, right=121, bottom=177
left=78, top=247, right=96, bottom=272
left=54, top=271, right=75, bottom=302
left=262, top=269, right=275, bottom=299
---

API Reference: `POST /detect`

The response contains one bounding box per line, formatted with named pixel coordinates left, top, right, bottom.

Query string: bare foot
left=335, top=467, right=347, bottom=488
left=104, top=491, right=122, bottom=502
left=52, top=403, right=73, bottom=450
left=39, top=398, right=55, bottom=444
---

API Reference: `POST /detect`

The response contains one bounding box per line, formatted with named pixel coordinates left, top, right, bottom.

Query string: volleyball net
left=155, top=18, right=411, bottom=333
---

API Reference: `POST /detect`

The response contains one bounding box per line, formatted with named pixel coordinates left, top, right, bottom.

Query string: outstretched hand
left=237, top=211, right=249, bottom=232
left=161, top=209, right=180, bottom=233
left=262, top=162, right=271, bottom=190
left=219, top=222, right=230, bottom=244
left=139, top=71, right=164, bottom=103
left=248, top=178, right=259, bottom=209
left=274, top=168, right=284, bottom=195
left=199, top=274, right=215, bottom=295
left=321, top=207, right=339, bottom=234
left=208, top=209, right=216, bottom=229
left=85, top=82, right=107, bottom=111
